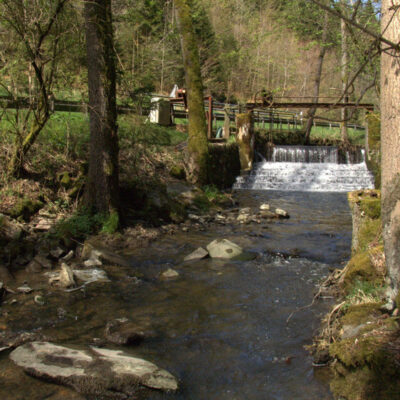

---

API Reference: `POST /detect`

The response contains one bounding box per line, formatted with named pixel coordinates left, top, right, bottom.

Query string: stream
left=0, top=190, right=352, bottom=400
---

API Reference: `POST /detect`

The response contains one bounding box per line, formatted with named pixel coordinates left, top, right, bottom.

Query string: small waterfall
left=234, top=145, right=374, bottom=192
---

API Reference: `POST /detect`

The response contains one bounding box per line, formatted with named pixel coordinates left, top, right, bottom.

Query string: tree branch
left=308, top=0, right=400, bottom=51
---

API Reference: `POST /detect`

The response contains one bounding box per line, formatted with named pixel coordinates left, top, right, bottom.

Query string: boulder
left=260, top=203, right=270, bottom=211
left=26, top=259, right=43, bottom=273
left=206, top=239, right=243, bottom=259
left=10, top=342, right=178, bottom=396
left=59, top=263, right=75, bottom=288
left=0, top=214, right=23, bottom=242
left=82, top=239, right=130, bottom=267
left=104, top=318, right=154, bottom=345
left=184, top=247, right=209, bottom=262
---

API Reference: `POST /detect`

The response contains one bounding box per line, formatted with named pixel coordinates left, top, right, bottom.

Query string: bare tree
left=0, top=0, right=69, bottom=177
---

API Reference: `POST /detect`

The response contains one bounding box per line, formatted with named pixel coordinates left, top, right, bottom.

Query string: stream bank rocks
left=10, top=342, right=178, bottom=397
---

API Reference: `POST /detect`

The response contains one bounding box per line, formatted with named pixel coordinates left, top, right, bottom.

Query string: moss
left=365, top=113, right=381, bottom=189
left=360, top=198, right=381, bottom=220
left=236, top=112, right=253, bottom=129
left=10, top=198, right=44, bottom=221
left=343, top=251, right=384, bottom=291
left=341, top=303, right=382, bottom=326
left=330, top=365, right=399, bottom=400
left=169, top=165, right=186, bottom=180
left=59, top=172, right=72, bottom=188
left=101, top=211, right=119, bottom=234
left=357, top=218, right=382, bottom=252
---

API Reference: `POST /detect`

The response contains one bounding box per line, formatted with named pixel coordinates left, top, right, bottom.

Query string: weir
left=233, top=145, right=375, bottom=192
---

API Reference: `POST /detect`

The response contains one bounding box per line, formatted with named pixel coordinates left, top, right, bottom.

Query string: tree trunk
left=340, top=1, right=349, bottom=143
left=174, top=0, right=209, bottom=185
left=84, top=0, right=119, bottom=215
left=236, top=112, right=254, bottom=171
left=381, top=0, right=400, bottom=302
left=304, top=10, right=328, bottom=144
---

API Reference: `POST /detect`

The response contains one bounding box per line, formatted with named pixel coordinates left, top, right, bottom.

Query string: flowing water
left=0, top=190, right=353, bottom=400
left=234, top=145, right=375, bottom=192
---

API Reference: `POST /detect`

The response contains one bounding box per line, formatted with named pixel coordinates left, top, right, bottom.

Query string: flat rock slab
left=10, top=342, right=178, bottom=397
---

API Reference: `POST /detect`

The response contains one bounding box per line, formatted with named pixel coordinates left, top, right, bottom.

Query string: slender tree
left=174, top=0, right=209, bottom=185
left=0, top=0, right=69, bottom=177
left=381, top=0, right=400, bottom=302
left=84, top=0, right=119, bottom=215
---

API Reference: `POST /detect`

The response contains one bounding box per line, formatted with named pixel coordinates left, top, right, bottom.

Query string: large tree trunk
left=381, top=0, right=400, bottom=302
left=174, top=0, right=209, bottom=185
left=84, top=0, right=119, bottom=214
left=304, top=10, right=328, bottom=144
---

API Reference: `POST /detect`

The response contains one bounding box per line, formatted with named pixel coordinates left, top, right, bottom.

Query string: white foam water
left=234, top=146, right=375, bottom=192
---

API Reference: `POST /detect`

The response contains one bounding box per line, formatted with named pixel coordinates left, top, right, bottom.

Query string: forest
left=0, top=1, right=400, bottom=400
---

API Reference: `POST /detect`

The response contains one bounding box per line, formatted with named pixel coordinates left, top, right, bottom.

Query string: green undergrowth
left=49, top=208, right=119, bottom=245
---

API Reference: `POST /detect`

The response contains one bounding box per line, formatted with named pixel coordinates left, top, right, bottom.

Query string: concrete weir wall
left=208, top=143, right=241, bottom=189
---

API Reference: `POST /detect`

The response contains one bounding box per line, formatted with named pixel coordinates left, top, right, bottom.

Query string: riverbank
left=312, top=189, right=400, bottom=400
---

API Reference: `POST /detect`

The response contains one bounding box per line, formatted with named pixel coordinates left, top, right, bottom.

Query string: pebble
left=17, top=285, right=33, bottom=294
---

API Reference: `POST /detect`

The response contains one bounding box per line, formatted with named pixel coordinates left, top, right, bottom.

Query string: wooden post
left=207, top=96, right=213, bottom=139
left=223, top=104, right=230, bottom=139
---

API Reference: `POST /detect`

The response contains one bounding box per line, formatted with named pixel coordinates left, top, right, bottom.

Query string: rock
left=0, top=213, right=24, bottom=242
left=184, top=247, right=209, bottom=261
left=26, top=259, right=42, bottom=273
left=73, top=269, right=110, bottom=284
left=215, top=214, right=226, bottom=222
left=59, top=263, right=75, bottom=288
left=105, top=318, right=154, bottom=345
left=34, top=218, right=53, bottom=231
left=161, top=269, right=179, bottom=279
left=9, top=199, right=44, bottom=221
left=0, top=265, right=13, bottom=284
left=275, top=208, right=290, bottom=218
left=34, top=255, right=52, bottom=269
left=239, top=207, right=251, bottom=215
left=260, top=210, right=277, bottom=219
left=260, top=203, right=270, bottom=211
left=10, top=342, right=178, bottom=395
left=341, top=324, right=366, bottom=339
left=17, top=284, right=33, bottom=294
left=83, top=257, right=102, bottom=267
left=237, top=214, right=249, bottom=224
left=50, top=247, right=65, bottom=259
left=82, top=239, right=131, bottom=267
left=62, top=250, right=74, bottom=261
left=206, top=239, right=243, bottom=259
